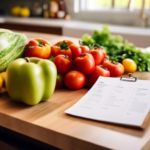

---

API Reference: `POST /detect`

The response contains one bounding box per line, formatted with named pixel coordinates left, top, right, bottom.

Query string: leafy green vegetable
left=81, top=25, right=150, bottom=72
left=0, top=29, right=28, bottom=72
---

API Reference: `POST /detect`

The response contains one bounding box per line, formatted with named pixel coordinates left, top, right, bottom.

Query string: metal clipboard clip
left=120, top=73, right=137, bottom=82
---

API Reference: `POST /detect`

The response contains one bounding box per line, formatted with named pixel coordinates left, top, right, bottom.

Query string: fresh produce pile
left=0, top=29, right=138, bottom=105
left=0, top=33, right=56, bottom=105
left=50, top=40, right=124, bottom=89
left=81, top=25, right=150, bottom=72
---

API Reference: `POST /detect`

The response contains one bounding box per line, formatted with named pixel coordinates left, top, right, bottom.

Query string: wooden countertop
left=1, top=31, right=150, bottom=150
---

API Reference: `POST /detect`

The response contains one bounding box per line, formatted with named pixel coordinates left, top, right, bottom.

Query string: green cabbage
left=0, top=29, right=28, bottom=72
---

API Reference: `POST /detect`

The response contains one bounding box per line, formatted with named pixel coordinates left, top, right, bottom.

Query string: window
left=74, top=0, right=150, bottom=12
left=86, top=0, right=112, bottom=10
left=73, top=0, right=150, bottom=27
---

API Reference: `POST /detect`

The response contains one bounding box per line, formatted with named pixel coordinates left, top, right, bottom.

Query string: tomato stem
left=79, top=40, right=87, bottom=47
left=112, top=61, right=119, bottom=65
left=60, top=41, right=69, bottom=50
left=92, top=44, right=101, bottom=48
left=102, top=55, right=109, bottom=64
left=64, top=55, right=69, bottom=59
left=93, top=47, right=99, bottom=51
left=80, top=53, right=86, bottom=58
left=39, top=39, right=44, bottom=47
left=100, top=65, right=108, bottom=71
left=64, top=55, right=72, bottom=61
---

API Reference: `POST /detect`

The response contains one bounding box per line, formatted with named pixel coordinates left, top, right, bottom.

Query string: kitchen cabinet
left=0, top=23, right=62, bottom=35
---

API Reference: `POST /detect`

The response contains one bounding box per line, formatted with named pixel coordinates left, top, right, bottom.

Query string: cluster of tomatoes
left=51, top=40, right=124, bottom=90
left=24, top=39, right=125, bottom=90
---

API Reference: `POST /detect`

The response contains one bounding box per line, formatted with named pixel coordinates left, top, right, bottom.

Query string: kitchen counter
left=1, top=17, right=150, bottom=36
left=1, top=31, right=150, bottom=150
left=1, top=17, right=150, bottom=47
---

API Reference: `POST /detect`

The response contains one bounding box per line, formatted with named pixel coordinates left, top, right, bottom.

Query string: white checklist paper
left=65, top=77, right=150, bottom=127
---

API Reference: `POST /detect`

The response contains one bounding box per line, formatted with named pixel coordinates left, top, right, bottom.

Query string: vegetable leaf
left=81, top=25, right=150, bottom=72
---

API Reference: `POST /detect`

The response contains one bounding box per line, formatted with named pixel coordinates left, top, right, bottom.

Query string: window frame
left=73, top=0, right=150, bottom=27
left=74, top=0, right=150, bottom=13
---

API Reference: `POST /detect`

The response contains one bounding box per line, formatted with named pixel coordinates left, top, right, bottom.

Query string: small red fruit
left=80, top=45, right=90, bottom=53
left=103, top=61, right=124, bottom=77
left=90, top=47, right=105, bottom=66
left=70, top=44, right=82, bottom=59
left=87, top=66, right=110, bottom=88
left=75, top=53, right=95, bottom=76
left=54, top=55, right=72, bottom=74
left=64, top=71, right=86, bottom=90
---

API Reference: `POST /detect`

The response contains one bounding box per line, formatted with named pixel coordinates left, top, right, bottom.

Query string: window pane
left=134, top=0, right=150, bottom=9
left=134, top=0, right=143, bottom=8
left=115, top=0, right=129, bottom=8
left=94, top=0, right=112, bottom=7
left=87, top=0, right=111, bottom=10
left=145, top=0, right=150, bottom=8
left=86, top=0, right=150, bottom=10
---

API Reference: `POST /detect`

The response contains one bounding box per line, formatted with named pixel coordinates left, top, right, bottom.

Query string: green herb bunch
left=81, top=25, right=150, bottom=72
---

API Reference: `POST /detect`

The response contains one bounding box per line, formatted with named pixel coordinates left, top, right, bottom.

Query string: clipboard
left=120, top=73, right=150, bottom=129
left=120, top=73, right=137, bottom=82
left=65, top=74, right=150, bottom=129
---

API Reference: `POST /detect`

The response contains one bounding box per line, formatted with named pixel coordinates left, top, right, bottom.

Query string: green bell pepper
left=6, top=57, right=57, bottom=105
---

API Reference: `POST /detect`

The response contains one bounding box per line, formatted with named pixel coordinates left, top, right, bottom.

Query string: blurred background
left=0, top=0, right=70, bottom=19
left=0, top=0, right=150, bottom=47
left=1, top=0, right=150, bottom=26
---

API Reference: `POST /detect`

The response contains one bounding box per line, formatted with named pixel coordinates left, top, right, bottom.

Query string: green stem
left=60, top=41, right=69, bottom=50
left=24, top=57, right=30, bottom=63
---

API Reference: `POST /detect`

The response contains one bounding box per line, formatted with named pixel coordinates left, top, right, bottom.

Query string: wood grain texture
left=0, top=31, right=150, bottom=150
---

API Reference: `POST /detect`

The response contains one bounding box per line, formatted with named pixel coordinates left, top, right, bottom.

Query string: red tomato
left=25, top=38, right=51, bottom=59
left=54, top=55, right=72, bottom=74
left=86, top=66, right=110, bottom=88
left=64, top=71, right=86, bottom=90
left=90, top=47, right=105, bottom=66
left=75, top=53, right=95, bottom=76
left=51, top=46, right=61, bottom=57
left=56, top=74, right=64, bottom=89
left=51, top=41, right=72, bottom=58
left=80, top=46, right=90, bottom=53
left=69, top=44, right=82, bottom=59
left=101, top=48, right=107, bottom=58
left=103, top=61, right=124, bottom=77
left=54, top=40, right=75, bottom=46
